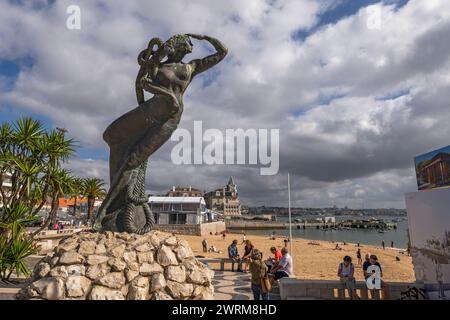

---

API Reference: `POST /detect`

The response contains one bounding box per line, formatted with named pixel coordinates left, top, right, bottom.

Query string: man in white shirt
left=270, top=247, right=292, bottom=280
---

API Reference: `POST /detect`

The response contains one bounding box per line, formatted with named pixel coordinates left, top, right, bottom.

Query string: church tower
left=227, top=176, right=237, bottom=197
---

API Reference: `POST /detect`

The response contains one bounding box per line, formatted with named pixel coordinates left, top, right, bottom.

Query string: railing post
left=371, top=289, right=381, bottom=300
left=360, top=287, right=368, bottom=300
left=382, top=285, right=390, bottom=300
left=337, top=287, right=345, bottom=300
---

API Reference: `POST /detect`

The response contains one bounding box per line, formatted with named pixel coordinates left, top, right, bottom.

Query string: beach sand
left=179, top=233, right=415, bottom=283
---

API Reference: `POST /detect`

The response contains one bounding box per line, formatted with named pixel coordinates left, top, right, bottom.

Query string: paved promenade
left=213, top=271, right=280, bottom=300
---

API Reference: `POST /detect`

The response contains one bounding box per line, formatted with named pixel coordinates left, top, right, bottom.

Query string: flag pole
left=288, top=172, right=293, bottom=261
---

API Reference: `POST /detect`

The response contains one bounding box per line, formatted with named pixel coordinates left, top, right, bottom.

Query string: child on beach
left=356, top=248, right=362, bottom=265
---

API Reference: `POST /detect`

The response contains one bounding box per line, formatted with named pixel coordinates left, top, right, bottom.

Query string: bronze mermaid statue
left=93, top=34, right=227, bottom=234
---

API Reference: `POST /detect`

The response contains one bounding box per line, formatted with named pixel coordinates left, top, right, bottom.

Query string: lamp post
left=288, top=173, right=293, bottom=262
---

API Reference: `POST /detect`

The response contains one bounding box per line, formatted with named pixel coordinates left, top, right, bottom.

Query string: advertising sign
left=405, top=188, right=450, bottom=299
left=414, top=145, right=450, bottom=190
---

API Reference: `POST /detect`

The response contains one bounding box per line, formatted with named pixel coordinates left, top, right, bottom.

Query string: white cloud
left=1, top=0, right=449, bottom=208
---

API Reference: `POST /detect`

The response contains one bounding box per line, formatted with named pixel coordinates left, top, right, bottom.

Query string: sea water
left=242, top=215, right=409, bottom=248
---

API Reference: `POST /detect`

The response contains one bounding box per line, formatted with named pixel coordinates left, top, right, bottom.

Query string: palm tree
left=32, top=169, right=76, bottom=235
left=70, top=177, right=84, bottom=216
left=82, top=178, right=106, bottom=226
left=0, top=117, right=76, bottom=280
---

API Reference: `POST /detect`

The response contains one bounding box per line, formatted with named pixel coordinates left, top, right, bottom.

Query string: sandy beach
left=179, top=233, right=415, bottom=283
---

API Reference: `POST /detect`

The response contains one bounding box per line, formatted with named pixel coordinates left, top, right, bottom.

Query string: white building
left=148, top=196, right=211, bottom=225
left=0, top=172, right=12, bottom=208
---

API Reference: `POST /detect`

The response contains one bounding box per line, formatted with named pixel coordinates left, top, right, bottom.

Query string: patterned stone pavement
left=1, top=271, right=280, bottom=300
left=212, top=271, right=280, bottom=300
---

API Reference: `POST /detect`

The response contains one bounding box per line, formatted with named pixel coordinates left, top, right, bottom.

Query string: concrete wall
left=186, top=214, right=197, bottom=224
left=154, top=221, right=225, bottom=236
left=279, top=278, right=422, bottom=300
left=158, top=213, right=169, bottom=224
left=200, top=221, right=226, bottom=235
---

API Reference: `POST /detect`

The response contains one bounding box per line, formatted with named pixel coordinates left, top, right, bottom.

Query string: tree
left=82, top=178, right=106, bottom=226
left=33, top=168, right=76, bottom=234
left=0, top=117, right=75, bottom=281
left=69, top=177, right=84, bottom=217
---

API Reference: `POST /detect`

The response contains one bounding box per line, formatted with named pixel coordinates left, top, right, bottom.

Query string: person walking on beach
left=283, top=237, right=290, bottom=248
left=228, top=240, right=243, bottom=272
left=270, top=247, right=292, bottom=280
left=382, top=240, right=385, bottom=250
left=391, top=240, right=394, bottom=248
left=242, top=234, right=247, bottom=244
left=202, top=239, right=208, bottom=253
left=249, top=249, right=269, bottom=300
left=222, top=233, right=226, bottom=241
left=356, top=248, right=362, bottom=265
left=337, top=256, right=356, bottom=299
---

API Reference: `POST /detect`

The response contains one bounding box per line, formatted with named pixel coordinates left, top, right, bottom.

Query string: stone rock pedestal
left=17, top=231, right=214, bottom=300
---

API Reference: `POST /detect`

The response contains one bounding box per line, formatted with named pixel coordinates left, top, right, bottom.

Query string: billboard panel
left=405, top=188, right=450, bottom=299
left=414, top=145, right=450, bottom=190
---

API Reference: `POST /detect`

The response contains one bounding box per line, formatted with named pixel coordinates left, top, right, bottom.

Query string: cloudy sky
left=1, top=0, right=449, bottom=209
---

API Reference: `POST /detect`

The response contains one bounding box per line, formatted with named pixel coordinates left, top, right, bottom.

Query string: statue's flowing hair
left=135, top=35, right=191, bottom=105
left=135, top=37, right=164, bottom=105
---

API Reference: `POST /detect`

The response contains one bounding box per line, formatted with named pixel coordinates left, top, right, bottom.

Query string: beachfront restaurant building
left=148, top=196, right=211, bottom=225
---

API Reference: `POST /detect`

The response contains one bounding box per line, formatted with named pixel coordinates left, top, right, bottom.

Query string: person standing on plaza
left=249, top=249, right=269, bottom=300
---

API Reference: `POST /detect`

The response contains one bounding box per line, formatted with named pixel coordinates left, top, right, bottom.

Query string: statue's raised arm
left=187, top=34, right=228, bottom=78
